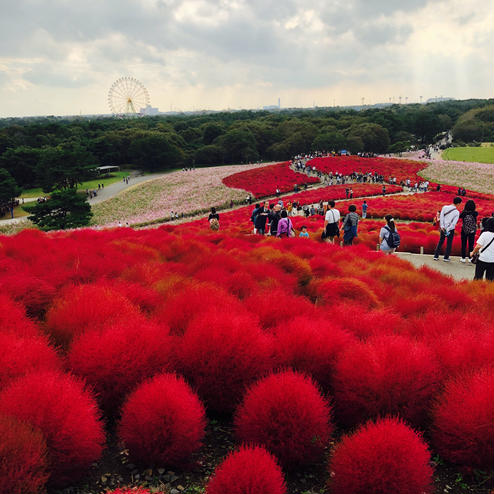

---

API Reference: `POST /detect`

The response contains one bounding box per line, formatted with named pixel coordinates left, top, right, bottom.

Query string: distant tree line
left=0, top=98, right=492, bottom=193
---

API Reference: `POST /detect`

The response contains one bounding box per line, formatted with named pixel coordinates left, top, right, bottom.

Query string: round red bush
left=68, top=316, right=173, bottom=415
left=332, top=334, right=441, bottom=427
left=118, top=373, right=206, bottom=467
left=0, top=414, right=49, bottom=494
left=432, top=367, right=494, bottom=472
left=175, top=308, right=273, bottom=413
left=206, top=445, right=286, bottom=494
left=0, top=371, right=105, bottom=487
left=0, top=294, right=39, bottom=337
left=234, top=370, right=332, bottom=467
left=273, top=316, right=354, bottom=390
left=0, top=333, right=62, bottom=391
left=328, top=417, right=433, bottom=494
left=156, top=284, right=246, bottom=335
left=45, top=283, right=140, bottom=347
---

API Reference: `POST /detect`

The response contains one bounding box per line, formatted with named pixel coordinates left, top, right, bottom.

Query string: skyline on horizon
left=0, top=0, right=492, bottom=118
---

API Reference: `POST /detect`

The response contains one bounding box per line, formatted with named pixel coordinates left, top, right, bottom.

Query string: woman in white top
left=471, top=217, right=494, bottom=281
left=323, top=200, right=340, bottom=243
left=379, top=215, right=398, bottom=254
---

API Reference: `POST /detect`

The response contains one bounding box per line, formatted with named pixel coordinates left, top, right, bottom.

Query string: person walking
left=433, top=197, right=462, bottom=262
left=471, top=217, right=494, bottom=281
left=276, top=210, right=294, bottom=238
left=459, top=200, right=478, bottom=262
left=323, top=200, right=340, bottom=244
left=268, top=204, right=281, bottom=236
left=208, top=207, right=220, bottom=231
left=342, top=205, right=359, bottom=246
left=379, top=215, right=399, bottom=254
left=254, top=201, right=269, bottom=235
left=362, top=200, right=368, bottom=219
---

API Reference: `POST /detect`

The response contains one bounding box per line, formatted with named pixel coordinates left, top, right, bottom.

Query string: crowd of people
left=433, top=196, right=494, bottom=281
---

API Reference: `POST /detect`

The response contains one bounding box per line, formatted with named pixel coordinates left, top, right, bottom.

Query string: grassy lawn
left=442, top=146, right=494, bottom=164
left=0, top=205, right=30, bottom=220
left=20, top=171, right=131, bottom=198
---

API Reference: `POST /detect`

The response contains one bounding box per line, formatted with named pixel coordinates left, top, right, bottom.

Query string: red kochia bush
left=432, top=367, right=494, bottom=471
left=332, top=334, right=440, bottom=427
left=118, top=373, right=206, bottom=467
left=234, top=370, right=332, bottom=467
left=273, top=317, right=355, bottom=390
left=0, top=294, right=39, bottom=337
left=0, top=371, right=104, bottom=487
left=206, top=445, right=286, bottom=494
left=68, top=317, right=173, bottom=414
left=0, top=414, right=49, bottom=494
left=175, top=309, right=273, bottom=413
left=45, top=283, right=140, bottom=347
left=328, top=417, right=433, bottom=494
left=0, top=333, right=62, bottom=390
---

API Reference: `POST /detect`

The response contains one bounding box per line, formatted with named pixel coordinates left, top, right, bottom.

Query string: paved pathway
left=396, top=252, right=476, bottom=281
left=87, top=172, right=170, bottom=205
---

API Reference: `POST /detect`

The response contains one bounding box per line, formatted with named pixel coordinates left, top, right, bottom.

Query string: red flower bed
left=0, top=226, right=492, bottom=488
left=336, top=190, right=494, bottom=221
left=307, top=155, right=429, bottom=184
left=222, top=161, right=319, bottom=197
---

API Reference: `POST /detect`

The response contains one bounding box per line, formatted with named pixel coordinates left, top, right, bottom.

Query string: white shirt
left=477, top=231, right=494, bottom=263
left=325, top=208, right=340, bottom=223
left=439, top=205, right=460, bottom=232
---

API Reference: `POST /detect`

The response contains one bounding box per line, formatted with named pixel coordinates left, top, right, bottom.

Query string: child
left=299, top=226, right=309, bottom=238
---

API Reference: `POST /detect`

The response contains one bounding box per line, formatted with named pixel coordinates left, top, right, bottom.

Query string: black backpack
left=462, top=213, right=477, bottom=234
left=385, top=226, right=400, bottom=248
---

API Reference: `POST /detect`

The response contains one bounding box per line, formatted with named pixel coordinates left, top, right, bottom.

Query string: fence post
left=420, top=246, right=424, bottom=255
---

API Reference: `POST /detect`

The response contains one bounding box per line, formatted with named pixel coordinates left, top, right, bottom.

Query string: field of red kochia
left=222, top=161, right=319, bottom=197
left=0, top=227, right=492, bottom=493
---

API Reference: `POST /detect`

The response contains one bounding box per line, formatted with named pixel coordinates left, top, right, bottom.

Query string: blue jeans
left=434, top=230, right=455, bottom=259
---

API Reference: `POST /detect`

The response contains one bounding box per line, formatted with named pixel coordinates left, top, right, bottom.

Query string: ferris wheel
left=108, top=77, right=150, bottom=115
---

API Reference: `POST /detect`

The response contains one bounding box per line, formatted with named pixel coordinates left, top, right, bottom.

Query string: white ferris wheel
left=108, top=77, right=150, bottom=115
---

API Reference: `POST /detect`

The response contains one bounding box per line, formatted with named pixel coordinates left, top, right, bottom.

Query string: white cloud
left=0, top=0, right=491, bottom=116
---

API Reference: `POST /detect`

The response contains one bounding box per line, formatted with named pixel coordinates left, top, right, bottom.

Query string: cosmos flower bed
left=307, top=156, right=430, bottom=184
left=0, top=227, right=492, bottom=493
left=222, top=161, right=320, bottom=197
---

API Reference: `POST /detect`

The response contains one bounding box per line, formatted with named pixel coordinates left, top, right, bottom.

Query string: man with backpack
left=433, top=196, right=462, bottom=262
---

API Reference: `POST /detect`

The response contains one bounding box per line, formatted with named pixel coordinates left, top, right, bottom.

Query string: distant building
left=140, top=105, right=160, bottom=116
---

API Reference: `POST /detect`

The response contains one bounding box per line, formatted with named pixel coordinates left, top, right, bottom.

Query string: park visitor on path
left=342, top=205, right=359, bottom=246
left=379, top=215, right=400, bottom=254
left=277, top=210, right=294, bottom=238
left=208, top=207, right=220, bottom=231
left=362, top=200, right=368, bottom=219
left=434, top=196, right=462, bottom=262
left=471, top=217, right=494, bottom=281
left=323, top=201, right=340, bottom=244
left=459, top=200, right=478, bottom=263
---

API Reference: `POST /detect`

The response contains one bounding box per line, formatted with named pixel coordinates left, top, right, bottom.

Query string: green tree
left=217, top=128, right=259, bottom=163
left=0, top=169, right=21, bottom=218
left=312, top=131, right=346, bottom=151
left=28, top=189, right=92, bottom=231
left=0, top=146, right=41, bottom=188
left=347, top=123, right=390, bottom=153
left=194, top=144, right=224, bottom=165
left=37, top=142, right=97, bottom=192
left=128, top=131, right=185, bottom=171
left=202, top=122, right=226, bottom=145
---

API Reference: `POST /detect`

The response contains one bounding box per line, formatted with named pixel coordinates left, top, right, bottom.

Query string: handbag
left=471, top=236, right=494, bottom=264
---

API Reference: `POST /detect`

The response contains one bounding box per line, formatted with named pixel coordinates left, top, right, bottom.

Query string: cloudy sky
left=0, top=0, right=492, bottom=117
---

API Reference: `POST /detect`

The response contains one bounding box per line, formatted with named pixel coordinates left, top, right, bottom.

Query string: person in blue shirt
left=299, top=226, right=309, bottom=238
left=362, top=200, right=368, bottom=219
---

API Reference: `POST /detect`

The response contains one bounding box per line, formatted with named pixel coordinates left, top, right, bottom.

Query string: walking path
left=396, top=252, right=476, bottom=281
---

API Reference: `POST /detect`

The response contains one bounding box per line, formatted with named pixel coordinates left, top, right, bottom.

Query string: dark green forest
left=0, top=99, right=492, bottom=192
